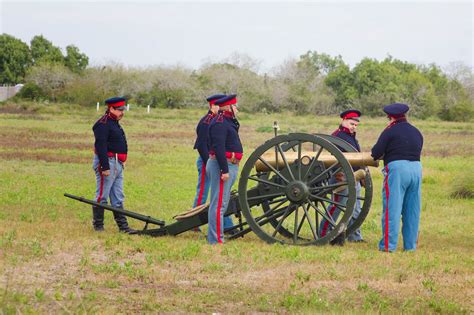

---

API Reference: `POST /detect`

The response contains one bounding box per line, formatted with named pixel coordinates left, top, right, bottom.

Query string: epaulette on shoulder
left=216, top=113, right=224, bottom=123
left=384, top=122, right=396, bottom=130
left=98, top=114, right=109, bottom=124
left=203, top=114, right=213, bottom=125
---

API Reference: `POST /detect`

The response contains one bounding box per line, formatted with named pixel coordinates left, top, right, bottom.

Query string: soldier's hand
left=102, top=170, right=110, bottom=176
left=221, top=173, right=230, bottom=182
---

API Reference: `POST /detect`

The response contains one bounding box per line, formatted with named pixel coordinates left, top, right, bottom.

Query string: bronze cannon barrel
left=255, top=151, right=378, bottom=172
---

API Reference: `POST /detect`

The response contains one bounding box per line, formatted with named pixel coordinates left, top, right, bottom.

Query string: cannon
left=65, top=132, right=378, bottom=246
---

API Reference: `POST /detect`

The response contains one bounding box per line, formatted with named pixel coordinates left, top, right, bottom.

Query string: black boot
left=92, top=206, right=104, bottom=231
left=113, top=211, right=137, bottom=234
left=330, top=232, right=346, bottom=246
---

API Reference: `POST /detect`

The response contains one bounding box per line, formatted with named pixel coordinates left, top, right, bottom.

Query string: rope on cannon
left=173, top=203, right=209, bottom=220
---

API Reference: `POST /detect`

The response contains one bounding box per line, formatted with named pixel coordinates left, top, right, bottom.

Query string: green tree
left=64, top=45, right=89, bottom=73
left=397, top=70, right=437, bottom=118
left=382, top=56, right=417, bottom=74
left=298, top=51, right=345, bottom=76
left=325, top=63, right=357, bottom=108
left=438, top=79, right=474, bottom=121
left=30, top=35, right=64, bottom=65
left=0, top=34, right=32, bottom=84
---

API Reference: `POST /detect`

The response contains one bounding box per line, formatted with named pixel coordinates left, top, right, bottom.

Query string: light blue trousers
left=93, top=155, right=124, bottom=207
left=193, top=156, right=233, bottom=229
left=192, top=157, right=211, bottom=207
left=319, top=181, right=363, bottom=241
left=379, top=160, right=422, bottom=252
left=206, top=159, right=238, bottom=244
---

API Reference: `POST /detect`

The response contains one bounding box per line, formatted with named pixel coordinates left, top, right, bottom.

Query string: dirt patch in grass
left=0, top=138, right=91, bottom=151
left=0, top=151, right=88, bottom=164
left=0, top=105, right=44, bottom=117
left=1, top=246, right=192, bottom=313
left=423, top=143, right=474, bottom=157
left=0, top=129, right=92, bottom=162
left=132, top=130, right=195, bottom=140
left=4, top=246, right=471, bottom=313
left=0, top=129, right=87, bottom=141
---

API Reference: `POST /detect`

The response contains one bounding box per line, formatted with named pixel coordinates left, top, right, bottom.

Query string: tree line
left=1, top=33, right=473, bottom=121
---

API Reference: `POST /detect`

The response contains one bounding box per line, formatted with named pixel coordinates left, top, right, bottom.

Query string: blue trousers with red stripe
left=193, top=157, right=233, bottom=229
left=206, top=159, right=238, bottom=244
left=93, top=155, right=124, bottom=208
left=193, top=157, right=211, bottom=208
left=379, top=160, right=422, bottom=252
left=92, top=155, right=130, bottom=229
left=319, top=182, right=363, bottom=241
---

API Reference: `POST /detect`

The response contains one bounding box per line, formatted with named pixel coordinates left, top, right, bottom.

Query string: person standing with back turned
left=371, top=103, right=423, bottom=252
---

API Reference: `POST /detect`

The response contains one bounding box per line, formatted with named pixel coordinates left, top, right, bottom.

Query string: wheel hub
left=285, top=181, right=309, bottom=203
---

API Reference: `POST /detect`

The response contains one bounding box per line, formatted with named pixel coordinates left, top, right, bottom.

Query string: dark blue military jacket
left=193, top=110, right=214, bottom=165
left=332, top=126, right=361, bottom=152
left=209, top=111, right=243, bottom=174
left=332, top=126, right=360, bottom=171
left=371, top=119, right=423, bottom=166
left=93, top=114, right=128, bottom=171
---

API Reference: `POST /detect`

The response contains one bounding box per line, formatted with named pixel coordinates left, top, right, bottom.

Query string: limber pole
left=96, top=102, right=99, bottom=112
left=147, top=105, right=150, bottom=114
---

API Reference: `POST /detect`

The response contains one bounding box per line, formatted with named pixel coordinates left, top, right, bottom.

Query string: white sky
left=1, top=1, right=473, bottom=72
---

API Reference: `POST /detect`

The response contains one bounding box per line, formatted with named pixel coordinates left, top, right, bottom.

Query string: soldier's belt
left=209, top=155, right=240, bottom=165
left=107, top=152, right=127, bottom=163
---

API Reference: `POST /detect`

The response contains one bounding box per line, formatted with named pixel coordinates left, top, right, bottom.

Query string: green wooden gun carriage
left=65, top=131, right=378, bottom=246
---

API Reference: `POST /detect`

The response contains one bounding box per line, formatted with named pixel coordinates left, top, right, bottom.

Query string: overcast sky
left=1, top=1, right=472, bottom=72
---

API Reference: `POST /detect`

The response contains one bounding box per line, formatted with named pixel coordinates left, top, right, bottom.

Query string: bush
left=450, top=174, right=474, bottom=199
left=444, top=101, right=474, bottom=122
left=16, top=82, right=45, bottom=100
left=25, top=62, right=75, bottom=101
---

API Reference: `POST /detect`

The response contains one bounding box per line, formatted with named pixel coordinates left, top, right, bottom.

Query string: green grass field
left=0, top=102, right=473, bottom=313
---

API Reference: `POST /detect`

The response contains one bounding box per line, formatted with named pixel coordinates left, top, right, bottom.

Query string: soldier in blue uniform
left=371, top=103, right=423, bottom=252
left=206, top=94, right=242, bottom=244
left=192, top=94, right=225, bottom=208
left=319, top=109, right=365, bottom=243
left=192, top=94, right=234, bottom=232
left=92, top=96, right=136, bottom=234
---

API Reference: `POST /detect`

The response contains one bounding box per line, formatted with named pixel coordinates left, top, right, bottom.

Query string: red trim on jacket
left=222, top=110, right=235, bottom=118
left=333, top=126, right=352, bottom=136
left=385, top=117, right=407, bottom=130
